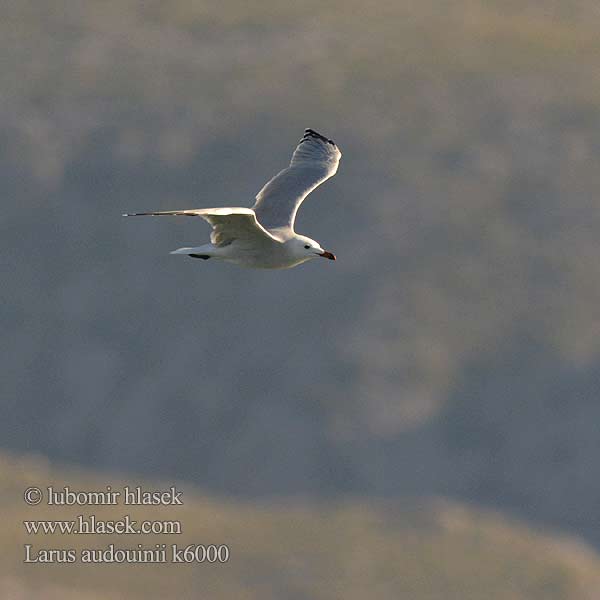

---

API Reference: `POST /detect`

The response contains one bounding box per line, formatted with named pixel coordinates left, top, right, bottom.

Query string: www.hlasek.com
left=22, top=485, right=229, bottom=564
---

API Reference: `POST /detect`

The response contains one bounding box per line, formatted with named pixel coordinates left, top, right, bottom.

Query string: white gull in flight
left=123, top=128, right=341, bottom=269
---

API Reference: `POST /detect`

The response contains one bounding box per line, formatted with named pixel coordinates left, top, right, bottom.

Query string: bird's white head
left=291, top=235, right=336, bottom=263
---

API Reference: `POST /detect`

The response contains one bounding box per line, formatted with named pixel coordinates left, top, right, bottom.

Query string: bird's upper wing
left=122, top=207, right=280, bottom=247
left=252, top=128, right=341, bottom=231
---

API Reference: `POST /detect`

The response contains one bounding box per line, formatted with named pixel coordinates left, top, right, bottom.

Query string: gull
left=123, top=128, right=341, bottom=269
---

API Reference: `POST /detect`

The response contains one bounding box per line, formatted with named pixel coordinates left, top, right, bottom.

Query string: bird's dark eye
left=304, top=245, right=310, bottom=249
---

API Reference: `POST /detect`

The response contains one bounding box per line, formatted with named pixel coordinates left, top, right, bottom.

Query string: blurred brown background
left=4, top=0, right=600, bottom=597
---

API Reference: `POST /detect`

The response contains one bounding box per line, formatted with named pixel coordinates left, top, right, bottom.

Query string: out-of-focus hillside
left=4, top=452, right=600, bottom=600
left=4, top=0, right=600, bottom=545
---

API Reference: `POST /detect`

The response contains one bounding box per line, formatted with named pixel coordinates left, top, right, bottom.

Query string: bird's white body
left=170, top=232, right=325, bottom=270
left=124, top=129, right=341, bottom=270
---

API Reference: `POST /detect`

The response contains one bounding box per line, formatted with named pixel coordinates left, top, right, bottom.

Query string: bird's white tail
left=170, top=244, right=214, bottom=257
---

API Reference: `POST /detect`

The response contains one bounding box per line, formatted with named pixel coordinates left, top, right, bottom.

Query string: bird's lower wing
left=123, top=207, right=279, bottom=247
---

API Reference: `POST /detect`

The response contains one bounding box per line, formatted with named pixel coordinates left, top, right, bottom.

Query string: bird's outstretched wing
left=122, top=207, right=280, bottom=247
left=252, top=128, right=341, bottom=231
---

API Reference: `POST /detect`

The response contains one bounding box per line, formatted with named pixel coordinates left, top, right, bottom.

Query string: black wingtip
left=302, top=128, right=336, bottom=146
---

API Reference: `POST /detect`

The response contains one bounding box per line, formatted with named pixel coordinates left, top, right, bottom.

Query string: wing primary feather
left=301, top=128, right=337, bottom=146
left=122, top=211, right=198, bottom=217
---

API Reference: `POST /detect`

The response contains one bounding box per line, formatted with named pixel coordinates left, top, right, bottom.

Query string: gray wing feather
left=123, top=207, right=279, bottom=247
left=252, top=129, right=341, bottom=231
